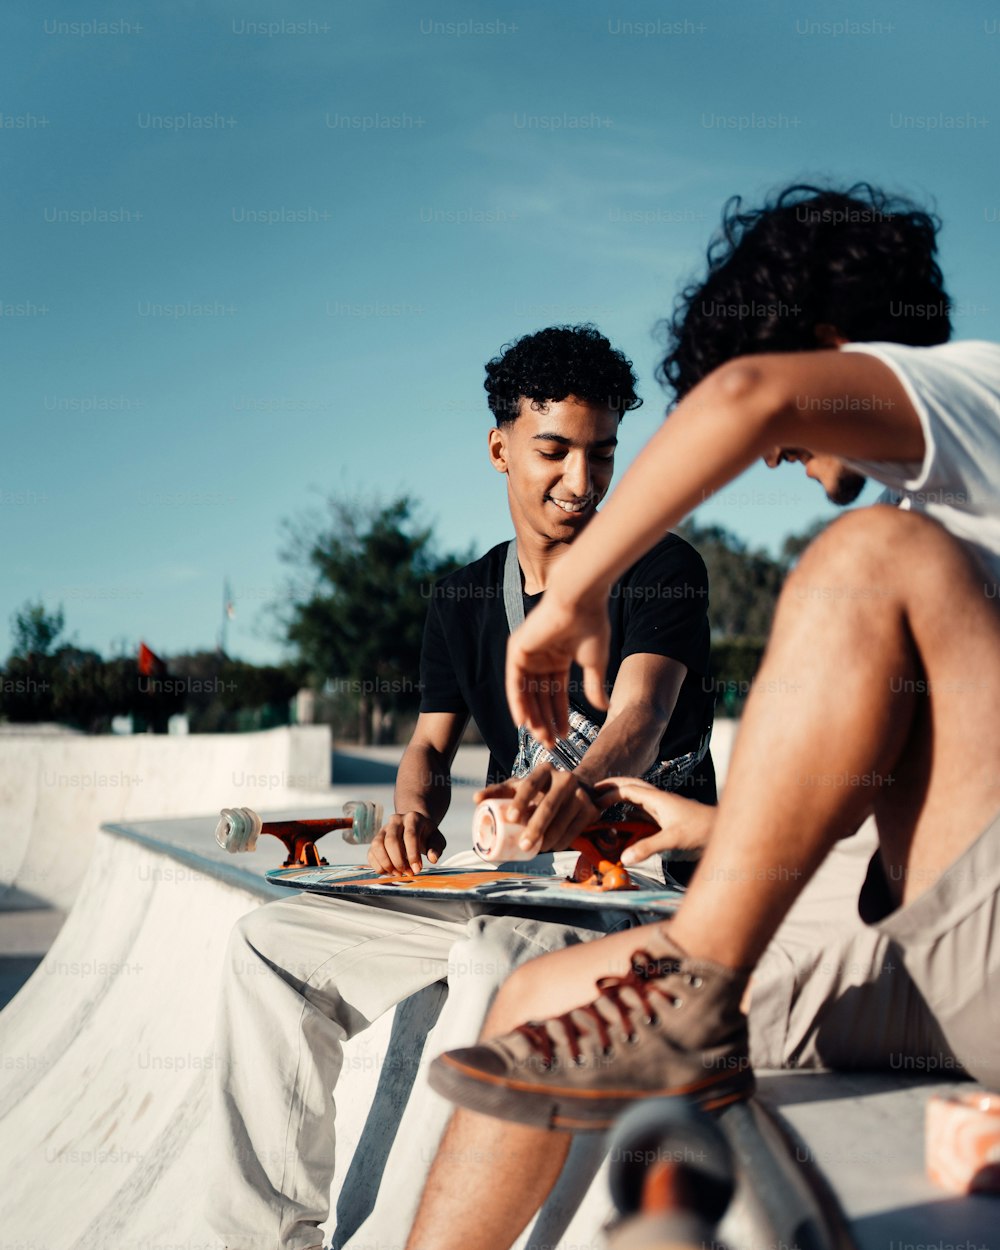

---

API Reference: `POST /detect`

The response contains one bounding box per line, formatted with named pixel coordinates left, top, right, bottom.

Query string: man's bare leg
left=408, top=986, right=573, bottom=1250
left=408, top=508, right=1000, bottom=1250
left=671, top=506, right=1000, bottom=965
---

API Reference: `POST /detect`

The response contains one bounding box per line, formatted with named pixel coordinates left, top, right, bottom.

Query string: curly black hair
left=485, top=324, right=642, bottom=424
left=659, top=182, right=952, bottom=401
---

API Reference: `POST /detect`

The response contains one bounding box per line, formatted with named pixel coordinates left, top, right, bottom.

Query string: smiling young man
left=412, top=184, right=1000, bottom=1250
left=206, top=324, right=716, bottom=1250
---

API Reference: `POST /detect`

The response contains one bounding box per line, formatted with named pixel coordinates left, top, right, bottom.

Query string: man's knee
left=450, top=917, right=522, bottom=989
left=811, top=504, right=971, bottom=566
left=483, top=961, right=536, bottom=1037
left=224, top=906, right=271, bottom=973
left=225, top=900, right=308, bottom=983
left=784, top=505, right=966, bottom=605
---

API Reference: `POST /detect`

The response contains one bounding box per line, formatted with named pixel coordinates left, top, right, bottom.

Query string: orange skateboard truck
left=215, top=801, right=384, bottom=866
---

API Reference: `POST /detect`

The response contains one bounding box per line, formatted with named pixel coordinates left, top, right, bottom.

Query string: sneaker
left=429, top=930, right=753, bottom=1131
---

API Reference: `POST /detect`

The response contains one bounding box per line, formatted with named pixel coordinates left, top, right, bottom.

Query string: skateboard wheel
left=342, top=800, right=384, bottom=844
left=216, top=806, right=262, bottom=853
left=472, top=800, right=533, bottom=862
left=608, top=1097, right=734, bottom=1222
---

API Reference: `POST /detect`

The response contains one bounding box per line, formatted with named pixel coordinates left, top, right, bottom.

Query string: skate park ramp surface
left=0, top=724, right=335, bottom=911
left=2, top=733, right=998, bottom=1250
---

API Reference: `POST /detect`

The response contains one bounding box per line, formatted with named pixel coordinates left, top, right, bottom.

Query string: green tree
left=780, top=517, right=830, bottom=567
left=10, top=601, right=65, bottom=658
left=676, top=520, right=786, bottom=639
left=676, top=517, right=830, bottom=715
left=1, top=600, right=301, bottom=733
left=282, top=495, right=469, bottom=744
left=167, top=651, right=299, bottom=732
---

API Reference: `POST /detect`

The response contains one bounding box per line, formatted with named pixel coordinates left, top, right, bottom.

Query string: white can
left=472, top=799, right=533, bottom=862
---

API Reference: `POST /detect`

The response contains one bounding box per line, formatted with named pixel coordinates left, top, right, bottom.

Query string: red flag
left=138, top=642, right=167, bottom=678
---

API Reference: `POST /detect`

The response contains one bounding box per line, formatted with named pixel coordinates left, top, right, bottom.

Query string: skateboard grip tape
left=926, top=1091, right=1000, bottom=1194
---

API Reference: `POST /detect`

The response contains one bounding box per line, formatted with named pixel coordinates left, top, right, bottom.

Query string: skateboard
left=264, top=860, right=683, bottom=916
left=216, top=800, right=687, bottom=914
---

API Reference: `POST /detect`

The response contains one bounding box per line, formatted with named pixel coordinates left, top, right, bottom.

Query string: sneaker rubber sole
left=428, top=1052, right=755, bottom=1132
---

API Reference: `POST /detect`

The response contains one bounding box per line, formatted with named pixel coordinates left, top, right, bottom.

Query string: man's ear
left=487, top=426, right=509, bottom=474
left=815, top=323, right=849, bottom=348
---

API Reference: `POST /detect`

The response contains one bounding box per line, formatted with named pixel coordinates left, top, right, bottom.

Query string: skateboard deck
left=266, top=861, right=683, bottom=915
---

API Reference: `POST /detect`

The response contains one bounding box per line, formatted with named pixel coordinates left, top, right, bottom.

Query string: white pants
left=206, top=874, right=634, bottom=1250
left=207, top=830, right=951, bottom=1250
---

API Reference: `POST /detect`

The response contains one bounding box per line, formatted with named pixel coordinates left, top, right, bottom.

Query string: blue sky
left=4, top=0, right=1000, bottom=663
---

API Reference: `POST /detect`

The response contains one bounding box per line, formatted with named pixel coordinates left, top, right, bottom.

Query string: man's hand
left=505, top=591, right=611, bottom=747
left=475, top=763, right=601, bottom=856
left=594, top=777, right=716, bottom=864
left=367, top=812, right=447, bottom=875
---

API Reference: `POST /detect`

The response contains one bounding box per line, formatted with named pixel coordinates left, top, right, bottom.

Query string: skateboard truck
left=215, top=800, right=384, bottom=867
left=567, top=821, right=655, bottom=892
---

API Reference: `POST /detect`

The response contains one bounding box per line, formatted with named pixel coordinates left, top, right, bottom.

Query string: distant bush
left=1, top=602, right=299, bottom=733
left=704, top=638, right=769, bottom=717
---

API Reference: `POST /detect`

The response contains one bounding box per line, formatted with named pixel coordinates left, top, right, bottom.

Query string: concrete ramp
left=0, top=827, right=269, bottom=1248
left=9, top=726, right=989, bottom=1250
left=0, top=821, right=422, bottom=1250
left=0, top=725, right=774, bottom=1250
left=0, top=804, right=623, bottom=1250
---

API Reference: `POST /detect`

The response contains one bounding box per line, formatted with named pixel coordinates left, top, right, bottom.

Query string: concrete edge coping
left=101, top=820, right=286, bottom=902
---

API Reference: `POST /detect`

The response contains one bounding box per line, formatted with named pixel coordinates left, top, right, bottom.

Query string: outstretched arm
left=507, top=350, right=923, bottom=743
left=476, top=652, right=688, bottom=854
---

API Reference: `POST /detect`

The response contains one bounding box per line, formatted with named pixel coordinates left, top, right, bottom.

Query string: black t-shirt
left=419, top=534, right=717, bottom=803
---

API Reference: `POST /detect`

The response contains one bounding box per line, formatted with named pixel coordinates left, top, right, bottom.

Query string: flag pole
left=219, top=577, right=233, bottom=657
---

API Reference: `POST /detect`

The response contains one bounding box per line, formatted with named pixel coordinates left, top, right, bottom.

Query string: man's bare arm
left=480, top=652, right=687, bottom=854
left=507, top=351, right=923, bottom=740
left=367, top=710, right=469, bottom=874
left=574, top=652, right=687, bottom=787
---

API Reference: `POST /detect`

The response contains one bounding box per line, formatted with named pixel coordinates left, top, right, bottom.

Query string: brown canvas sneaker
left=429, top=930, right=753, bottom=1131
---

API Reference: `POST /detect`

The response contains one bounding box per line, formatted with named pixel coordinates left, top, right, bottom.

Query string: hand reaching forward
left=594, top=777, right=716, bottom=864
left=505, top=590, right=611, bottom=747
left=367, top=811, right=447, bottom=875
left=474, top=764, right=600, bottom=857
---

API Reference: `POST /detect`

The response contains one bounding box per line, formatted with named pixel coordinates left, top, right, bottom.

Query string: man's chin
left=545, top=501, right=597, bottom=530
left=827, top=472, right=867, bottom=506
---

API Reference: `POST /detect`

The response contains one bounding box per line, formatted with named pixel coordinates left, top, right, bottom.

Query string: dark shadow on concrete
left=0, top=956, right=42, bottom=1010
left=0, top=885, right=54, bottom=911
left=852, top=1195, right=999, bottom=1250
left=331, top=981, right=448, bottom=1249
left=332, top=751, right=400, bottom=786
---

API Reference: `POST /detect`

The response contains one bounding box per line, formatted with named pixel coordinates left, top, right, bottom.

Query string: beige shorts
left=857, top=804, right=1000, bottom=1088
left=748, top=820, right=956, bottom=1074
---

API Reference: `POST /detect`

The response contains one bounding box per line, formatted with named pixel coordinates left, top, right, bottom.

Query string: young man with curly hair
left=207, top=324, right=717, bottom=1250
left=412, top=184, right=1000, bottom=1250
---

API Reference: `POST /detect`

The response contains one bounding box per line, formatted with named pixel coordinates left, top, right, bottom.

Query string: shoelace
left=514, top=952, right=685, bottom=1067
